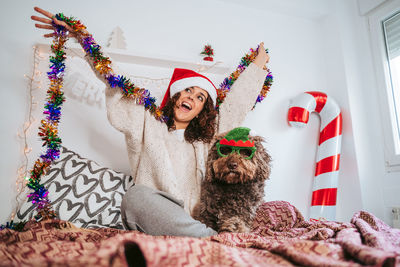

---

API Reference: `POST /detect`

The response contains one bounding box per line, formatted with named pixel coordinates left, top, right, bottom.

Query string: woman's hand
left=31, top=7, right=76, bottom=38
left=253, top=42, right=270, bottom=70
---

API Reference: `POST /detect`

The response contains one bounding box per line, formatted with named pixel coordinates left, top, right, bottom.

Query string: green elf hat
left=217, top=127, right=256, bottom=159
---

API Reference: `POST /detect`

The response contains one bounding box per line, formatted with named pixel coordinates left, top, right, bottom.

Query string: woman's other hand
left=253, top=42, right=270, bottom=70
left=31, top=7, right=76, bottom=38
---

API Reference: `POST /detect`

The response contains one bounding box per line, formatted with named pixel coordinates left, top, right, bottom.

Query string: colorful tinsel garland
left=60, top=13, right=273, bottom=114
left=59, top=13, right=273, bottom=117
left=23, top=17, right=68, bottom=221
left=217, top=47, right=273, bottom=110
left=0, top=220, right=27, bottom=231
left=3, top=13, right=274, bottom=225
left=59, top=13, right=167, bottom=122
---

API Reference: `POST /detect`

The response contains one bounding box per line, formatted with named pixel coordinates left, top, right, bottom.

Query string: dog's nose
left=228, top=162, right=238, bottom=170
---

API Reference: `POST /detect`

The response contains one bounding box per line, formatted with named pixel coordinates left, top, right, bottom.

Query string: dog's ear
left=209, top=132, right=226, bottom=161
left=252, top=136, right=272, bottom=181
left=205, top=137, right=219, bottom=182
left=213, top=132, right=227, bottom=143
left=204, top=161, right=214, bottom=182
left=204, top=133, right=226, bottom=182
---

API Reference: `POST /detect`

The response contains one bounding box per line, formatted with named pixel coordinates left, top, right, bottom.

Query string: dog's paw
left=236, top=224, right=251, bottom=233
left=218, top=217, right=251, bottom=233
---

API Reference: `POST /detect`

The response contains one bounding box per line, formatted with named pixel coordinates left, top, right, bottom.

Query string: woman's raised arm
left=217, top=43, right=270, bottom=133
left=253, top=42, right=270, bottom=70
left=30, top=7, right=150, bottom=141
left=31, top=7, right=80, bottom=38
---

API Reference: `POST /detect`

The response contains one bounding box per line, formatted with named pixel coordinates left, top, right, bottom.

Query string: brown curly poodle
left=193, top=127, right=272, bottom=233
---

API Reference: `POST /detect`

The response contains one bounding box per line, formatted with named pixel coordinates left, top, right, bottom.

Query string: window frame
left=368, top=0, right=400, bottom=172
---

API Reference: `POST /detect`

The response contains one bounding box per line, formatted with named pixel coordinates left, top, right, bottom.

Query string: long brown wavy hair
left=162, top=91, right=217, bottom=143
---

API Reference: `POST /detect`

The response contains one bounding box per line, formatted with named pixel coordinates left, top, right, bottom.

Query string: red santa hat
left=160, top=68, right=217, bottom=110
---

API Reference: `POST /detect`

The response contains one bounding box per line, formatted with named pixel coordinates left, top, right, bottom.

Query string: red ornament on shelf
left=200, top=44, right=214, bottom=62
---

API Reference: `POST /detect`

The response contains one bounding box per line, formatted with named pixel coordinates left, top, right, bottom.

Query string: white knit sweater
left=85, top=54, right=268, bottom=215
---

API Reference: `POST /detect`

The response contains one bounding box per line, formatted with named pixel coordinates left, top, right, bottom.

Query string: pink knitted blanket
left=1, top=201, right=399, bottom=266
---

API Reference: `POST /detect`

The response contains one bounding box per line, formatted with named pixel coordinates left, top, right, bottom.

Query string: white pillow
left=16, top=147, right=133, bottom=229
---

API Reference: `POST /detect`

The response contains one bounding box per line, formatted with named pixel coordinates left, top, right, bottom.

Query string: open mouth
left=180, top=101, right=192, bottom=112
left=226, top=170, right=240, bottom=176
left=221, top=171, right=240, bottom=181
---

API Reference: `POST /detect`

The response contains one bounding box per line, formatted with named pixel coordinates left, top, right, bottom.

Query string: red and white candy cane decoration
left=288, top=91, right=342, bottom=221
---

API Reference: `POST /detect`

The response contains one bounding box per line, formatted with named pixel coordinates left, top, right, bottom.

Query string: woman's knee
left=121, top=185, right=154, bottom=231
left=122, top=184, right=153, bottom=213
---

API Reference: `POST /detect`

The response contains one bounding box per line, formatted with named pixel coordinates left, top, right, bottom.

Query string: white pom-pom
left=249, top=129, right=257, bottom=136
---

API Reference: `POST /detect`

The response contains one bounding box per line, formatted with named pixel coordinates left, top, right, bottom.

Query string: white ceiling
left=216, top=0, right=332, bottom=20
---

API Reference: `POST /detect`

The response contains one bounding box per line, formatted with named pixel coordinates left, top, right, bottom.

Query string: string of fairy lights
left=11, top=46, right=43, bottom=222
left=1, top=13, right=273, bottom=230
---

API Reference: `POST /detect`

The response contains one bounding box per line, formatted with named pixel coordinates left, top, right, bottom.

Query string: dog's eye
left=219, top=146, right=232, bottom=155
left=239, top=148, right=253, bottom=158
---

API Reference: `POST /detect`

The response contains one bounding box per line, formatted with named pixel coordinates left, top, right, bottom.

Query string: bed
left=1, top=147, right=399, bottom=266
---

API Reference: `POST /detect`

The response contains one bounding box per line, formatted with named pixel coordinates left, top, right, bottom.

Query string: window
left=369, top=0, right=400, bottom=171
left=383, top=11, right=400, bottom=153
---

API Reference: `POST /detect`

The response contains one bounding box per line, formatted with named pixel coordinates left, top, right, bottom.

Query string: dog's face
left=206, top=133, right=271, bottom=184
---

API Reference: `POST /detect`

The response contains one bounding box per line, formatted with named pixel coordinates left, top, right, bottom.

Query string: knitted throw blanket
left=1, top=201, right=399, bottom=266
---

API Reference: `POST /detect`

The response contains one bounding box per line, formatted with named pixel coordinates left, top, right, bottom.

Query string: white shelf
left=36, top=43, right=231, bottom=75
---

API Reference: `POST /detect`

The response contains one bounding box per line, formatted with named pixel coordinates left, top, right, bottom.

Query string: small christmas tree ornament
left=201, top=44, right=214, bottom=61
left=107, top=27, right=127, bottom=49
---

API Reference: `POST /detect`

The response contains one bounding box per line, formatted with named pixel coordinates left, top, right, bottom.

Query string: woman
left=32, top=7, right=270, bottom=237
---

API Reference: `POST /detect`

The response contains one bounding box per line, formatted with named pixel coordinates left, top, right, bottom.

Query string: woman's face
left=173, top=86, right=208, bottom=129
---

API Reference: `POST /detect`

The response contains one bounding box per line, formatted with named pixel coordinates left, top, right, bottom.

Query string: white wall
left=1, top=0, right=396, bottom=226
left=330, top=0, right=400, bottom=225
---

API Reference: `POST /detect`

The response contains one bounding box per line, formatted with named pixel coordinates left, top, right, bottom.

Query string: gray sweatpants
left=121, top=184, right=217, bottom=237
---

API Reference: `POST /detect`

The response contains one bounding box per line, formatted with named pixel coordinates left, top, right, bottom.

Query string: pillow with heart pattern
left=16, top=147, right=134, bottom=229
